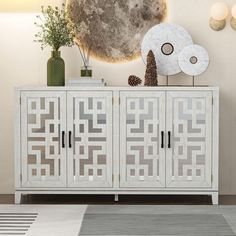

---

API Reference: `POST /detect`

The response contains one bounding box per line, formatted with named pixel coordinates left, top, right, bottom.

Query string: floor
left=0, top=204, right=87, bottom=236
left=81, top=205, right=236, bottom=236
left=1, top=195, right=236, bottom=236
left=1, top=204, right=236, bottom=236
left=0, top=194, right=236, bottom=205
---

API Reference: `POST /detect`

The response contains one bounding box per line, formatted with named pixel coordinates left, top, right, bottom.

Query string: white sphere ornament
left=178, top=44, right=209, bottom=77
left=141, top=23, right=193, bottom=76
left=232, top=4, right=236, bottom=18
left=231, top=4, right=236, bottom=30
left=210, top=2, right=229, bottom=20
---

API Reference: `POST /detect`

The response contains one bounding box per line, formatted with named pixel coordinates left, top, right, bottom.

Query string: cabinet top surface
left=16, top=86, right=219, bottom=91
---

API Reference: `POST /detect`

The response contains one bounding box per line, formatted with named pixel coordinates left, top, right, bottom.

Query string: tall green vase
left=47, top=51, right=65, bottom=86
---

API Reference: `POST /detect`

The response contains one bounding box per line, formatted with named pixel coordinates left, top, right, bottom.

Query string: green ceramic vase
left=47, top=51, right=65, bottom=86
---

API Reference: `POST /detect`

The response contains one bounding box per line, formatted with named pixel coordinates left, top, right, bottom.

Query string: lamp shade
left=0, top=0, right=63, bottom=12
left=210, top=2, right=229, bottom=20
left=232, top=4, right=236, bottom=18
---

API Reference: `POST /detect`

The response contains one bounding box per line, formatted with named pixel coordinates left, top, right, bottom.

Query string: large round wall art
left=141, top=23, right=193, bottom=76
left=178, top=44, right=210, bottom=76
left=66, top=0, right=167, bottom=63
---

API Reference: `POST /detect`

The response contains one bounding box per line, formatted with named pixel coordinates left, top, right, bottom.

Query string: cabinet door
left=21, top=91, right=67, bottom=188
left=120, top=91, right=166, bottom=188
left=166, top=91, right=212, bottom=188
left=67, top=91, right=113, bottom=188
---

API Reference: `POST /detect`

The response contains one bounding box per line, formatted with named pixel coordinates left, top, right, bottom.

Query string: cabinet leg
left=212, top=192, right=219, bottom=205
left=114, top=194, right=119, bottom=202
left=15, top=192, right=21, bottom=204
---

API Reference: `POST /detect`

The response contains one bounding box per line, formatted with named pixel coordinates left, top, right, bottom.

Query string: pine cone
left=128, top=75, right=142, bottom=86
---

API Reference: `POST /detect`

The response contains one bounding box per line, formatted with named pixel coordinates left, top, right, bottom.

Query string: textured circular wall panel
left=178, top=44, right=209, bottom=76
left=141, top=23, right=193, bottom=76
left=66, top=0, right=167, bottom=63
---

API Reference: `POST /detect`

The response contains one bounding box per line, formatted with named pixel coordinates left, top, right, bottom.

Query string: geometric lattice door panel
left=20, top=92, right=67, bottom=188
left=120, top=91, right=166, bottom=188
left=67, top=91, right=113, bottom=188
left=166, top=92, right=212, bottom=188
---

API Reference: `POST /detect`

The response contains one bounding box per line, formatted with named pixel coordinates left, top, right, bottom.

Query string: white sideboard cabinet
left=15, top=87, right=219, bottom=204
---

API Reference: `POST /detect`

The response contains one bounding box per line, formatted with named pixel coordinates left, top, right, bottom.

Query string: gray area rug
left=79, top=206, right=236, bottom=236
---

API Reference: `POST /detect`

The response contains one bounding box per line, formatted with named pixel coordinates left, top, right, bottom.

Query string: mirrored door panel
left=120, top=91, right=165, bottom=188
left=67, top=91, right=113, bottom=188
left=166, top=91, right=212, bottom=188
left=21, top=91, right=67, bottom=188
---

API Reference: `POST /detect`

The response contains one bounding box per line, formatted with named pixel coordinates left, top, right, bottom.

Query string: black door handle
left=168, top=131, right=171, bottom=148
left=161, top=131, right=164, bottom=148
left=62, top=131, right=65, bottom=148
left=69, top=131, right=72, bottom=148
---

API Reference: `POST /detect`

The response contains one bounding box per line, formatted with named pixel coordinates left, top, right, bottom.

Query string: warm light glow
left=232, top=4, right=236, bottom=18
left=210, top=2, right=229, bottom=21
left=0, top=0, right=63, bottom=12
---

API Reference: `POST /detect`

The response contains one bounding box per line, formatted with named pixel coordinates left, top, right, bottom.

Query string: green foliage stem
left=34, top=4, right=79, bottom=51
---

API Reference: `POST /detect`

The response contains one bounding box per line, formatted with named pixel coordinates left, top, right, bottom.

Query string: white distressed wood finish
left=15, top=87, right=219, bottom=205
left=212, top=90, right=219, bottom=192
left=20, top=91, right=67, bottom=188
left=14, top=89, right=21, bottom=190
left=120, top=91, right=166, bottom=188
left=166, top=91, right=212, bottom=188
left=67, top=91, right=113, bottom=188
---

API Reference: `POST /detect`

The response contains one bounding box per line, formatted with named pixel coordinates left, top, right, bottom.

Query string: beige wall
left=0, top=0, right=235, bottom=194
left=0, top=0, right=62, bottom=12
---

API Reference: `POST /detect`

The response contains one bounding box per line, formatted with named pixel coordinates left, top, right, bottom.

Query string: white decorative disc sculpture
left=141, top=23, right=193, bottom=76
left=178, top=44, right=210, bottom=76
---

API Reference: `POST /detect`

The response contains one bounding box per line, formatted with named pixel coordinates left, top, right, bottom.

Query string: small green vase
left=81, top=66, right=92, bottom=77
left=47, top=51, right=65, bottom=86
